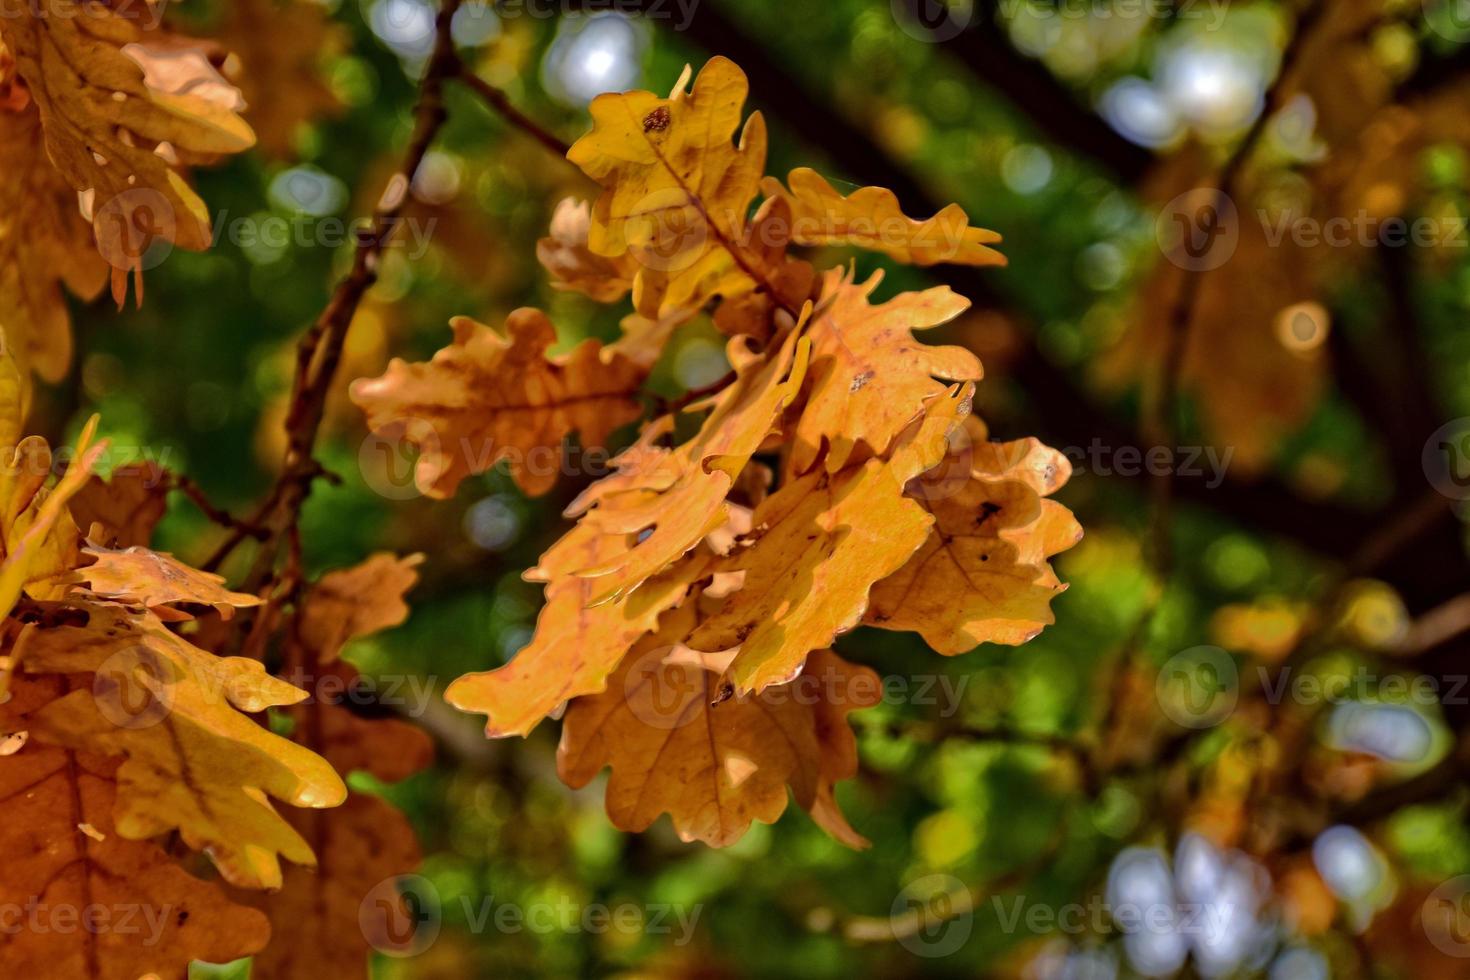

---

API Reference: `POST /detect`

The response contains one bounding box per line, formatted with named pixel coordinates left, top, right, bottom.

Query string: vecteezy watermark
left=0, top=899, right=173, bottom=947
left=1424, top=876, right=1470, bottom=958
left=1424, top=0, right=1470, bottom=42
left=1, top=443, right=175, bottom=484
left=1423, top=418, right=1470, bottom=501
left=1258, top=209, right=1469, bottom=250
left=0, top=0, right=167, bottom=28
left=1156, top=188, right=1239, bottom=271
left=357, top=419, right=618, bottom=500
left=1155, top=645, right=1460, bottom=732
left=995, top=0, right=1228, bottom=30
left=359, top=875, right=702, bottom=958
left=86, top=188, right=440, bottom=276
left=1059, top=441, right=1233, bottom=488
left=991, top=893, right=1235, bottom=937
left=891, top=874, right=973, bottom=957
left=620, top=641, right=970, bottom=732
left=92, top=643, right=439, bottom=732
left=497, top=0, right=701, bottom=28
left=1155, top=645, right=1238, bottom=729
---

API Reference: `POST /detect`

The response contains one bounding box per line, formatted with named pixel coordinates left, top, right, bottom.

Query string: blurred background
left=34, top=0, right=1470, bottom=975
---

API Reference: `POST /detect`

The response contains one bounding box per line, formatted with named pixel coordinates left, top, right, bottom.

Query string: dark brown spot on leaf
left=643, top=106, right=671, bottom=133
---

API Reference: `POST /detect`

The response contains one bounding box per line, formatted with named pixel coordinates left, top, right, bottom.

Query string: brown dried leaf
left=350, top=309, right=645, bottom=498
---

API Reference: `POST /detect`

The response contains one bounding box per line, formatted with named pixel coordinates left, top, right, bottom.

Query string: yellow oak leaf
left=790, top=268, right=980, bottom=475
left=78, top=545, right=263, bottom=620
left=0, top=106, right=108, bottom=382
left=444, top=521, right=713, bottom=738
left=215, top=0, right=344, bottom=159
left=865, top=438, right=1083, bottom=652
left=691, top=385, right=973, bottom=695
left=558, top=605, right=880, bottom=848
left=295, top=552, right=422, bottom=664
left=0, top=415, right=107, bottom=612
left=0, top=673, right=272, bottom=978
left=562, top=324, right=810, bottom=605
left=537, top=197, right=639, bottom=303
left=24, top=601, right=347, bottom=890
left=350, top=309, right=645, bottom=498
left=761, top=167, right=1006, bottom=267
left=567, top=56, right=769, bottom=319
left=0, top=0, right=255, bottom=298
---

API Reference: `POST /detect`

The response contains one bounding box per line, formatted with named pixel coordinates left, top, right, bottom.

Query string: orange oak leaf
left=537, top=197, right=639, bottom=303
left=690, top=385, right=973, bottom=695
left=0, top=673, right=272, bottom=978
left=567, top=56, right=769, bottom=319
left=561, top=325, right=810, bottom=605
left=240, top=658, right=430, bottom=976
left=295, top=552, right=423, bottom=664
left=0, top=0, right=255, bottom=300
left=350, top=309, right=645, bottom=498
left=790, top=268, right=980, bottom=475
left=558, top=606, right=880, bottom=848
left=444, top=522, right=714, bottom=738
left=78, top=545, right=263, bottom=620
left=865, top=438, right=1083, bottom=652
left=23, top=600, right=347, bottom=889
left=68, top=461, right=170, bottom=548
left=761, top=167, right=1006, bottom=267
left=0, top=105, right=108, bottom=382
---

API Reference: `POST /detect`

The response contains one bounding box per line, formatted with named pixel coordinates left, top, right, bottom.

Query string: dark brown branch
left=206, top=0, right=466, bottom=579
left=1147, top=0, right=1326, bottom=576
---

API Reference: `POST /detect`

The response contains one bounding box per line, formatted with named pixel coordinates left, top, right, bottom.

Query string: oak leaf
left=865, top=438, right=1083, bottom=652
left=537, top=197, right=639, bottom=303
left=0, top=106, right=108, bottom=382
left=761, top=167, right=1006, bottom=267
left=0, top=673, right=272, bottom=978
left=790, top=268, right=980, bottom=475
left=561, top=325, right=810, bottom=606
left=558, top=603, right=880, bottom=847
left=689, top=385, right=973, bottom=694
left=444, top=525, right=713, bottom=738
left=295, top=551, right=423, bottom=663
left=78, top=545, right=263, bottom=620
left=350, top=309, right=645, bottom=498
left=24, top=601, right=348, bottom=889
left=567, top=56, right=768, bottom=319
left=68, top=461, right=170, bottom=548
left=0, top=0, right=255, bottom=299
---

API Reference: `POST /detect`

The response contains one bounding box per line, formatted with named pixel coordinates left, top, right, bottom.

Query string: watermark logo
left=95, top=189, right=175, bottom=276
left=1423, top=876, right=1470, bottom=958
left=1157, top=188, right=1238, bottom=271
left=93, top=645, right=175, bottom=731
left=891, top=873, right=973, bottom=957
left=1423, top=418, right=1470, bottom=501
left=360, top=874, right=442, bottom=958
left=1155, top=645, right=1238, bottom=729
left=1425, top=0, right=1470, bottom=41
left=891, top=0, right=977, bottom=43
left=358, top=417, right=441, bottom=501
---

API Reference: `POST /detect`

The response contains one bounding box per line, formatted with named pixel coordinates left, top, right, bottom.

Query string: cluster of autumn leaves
left=0, top=358, right=429, bottom=976
left=0, top=0, right=1079, bottom=970
left=353, top=57, right=1083, bottom=846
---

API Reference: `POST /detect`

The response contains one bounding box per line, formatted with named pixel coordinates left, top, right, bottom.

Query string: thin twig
left=457, top=68, right=573, bottom=158
left=206, top=0, right=466, bottom=583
